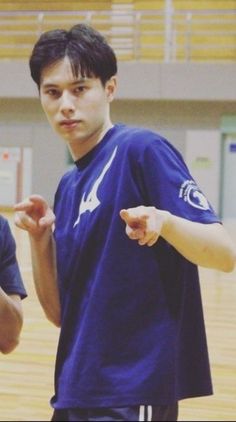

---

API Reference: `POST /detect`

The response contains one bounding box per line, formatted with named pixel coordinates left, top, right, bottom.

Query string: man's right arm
left=14, top=195, right=61, bottom=327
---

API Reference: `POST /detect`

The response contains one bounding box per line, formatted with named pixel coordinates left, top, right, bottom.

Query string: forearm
left=29, top=229, right=61, bottom=327
left=161, top=212, right=236, bottom=272
left=0, top=291, right=23, bottom=354
left=121, top=206, right=236, bottom=272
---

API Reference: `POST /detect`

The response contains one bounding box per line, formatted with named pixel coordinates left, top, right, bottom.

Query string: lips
left=60, top=120, right=79, bottom=128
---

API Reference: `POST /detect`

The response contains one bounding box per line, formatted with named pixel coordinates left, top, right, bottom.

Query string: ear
left=105, top=76, right=117, bottom=102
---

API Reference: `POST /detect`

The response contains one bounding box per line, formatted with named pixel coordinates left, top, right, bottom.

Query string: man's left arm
left=120, top=206, right=236, bottom=273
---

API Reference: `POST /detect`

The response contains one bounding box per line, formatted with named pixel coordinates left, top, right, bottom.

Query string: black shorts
left=51, top=403, right=178, bottom=421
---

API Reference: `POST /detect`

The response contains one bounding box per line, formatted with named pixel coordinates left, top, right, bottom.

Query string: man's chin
left=62, top=133, right=87, bottom=144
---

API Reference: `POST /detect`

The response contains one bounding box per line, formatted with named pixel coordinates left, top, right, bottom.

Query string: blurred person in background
left=0, top=215, right=26, bottom=354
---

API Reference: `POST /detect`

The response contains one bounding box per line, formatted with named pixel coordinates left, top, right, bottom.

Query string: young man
left=0, top=215, right=26, bottom=354
left=14, top=24, right=236, bottom=421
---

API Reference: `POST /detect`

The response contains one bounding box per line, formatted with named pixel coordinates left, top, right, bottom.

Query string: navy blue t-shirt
left=52, top=124, right=220, bottom=409
left=0, top=216, right=26, bottom=299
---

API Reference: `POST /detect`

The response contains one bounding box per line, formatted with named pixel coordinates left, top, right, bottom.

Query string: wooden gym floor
left=0, top=211, right=235, bottom=421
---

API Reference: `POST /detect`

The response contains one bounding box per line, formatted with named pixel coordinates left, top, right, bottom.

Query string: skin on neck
left=67, top=115, right=114, bottom=161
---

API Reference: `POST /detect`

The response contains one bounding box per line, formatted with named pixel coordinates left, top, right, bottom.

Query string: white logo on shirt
left=179, top=180, right=210, bottom=210
left=73, top=147, right=118, bottom=227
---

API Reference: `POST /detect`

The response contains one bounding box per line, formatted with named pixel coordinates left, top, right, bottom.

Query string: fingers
left=120, top=208, right=147, bottom=241
left=39, top=210, right=55, bottom=228
left=14, top=198, right=35, bottom=212
left=125, top=224, right=145, bottom=240
left=14, top=194, right=48, bottom=215
left=14, top=195, right=55, bottom=235
left=28, top=194, right=49, bottom=210
left=14, top=211, right=38, bottom=232
left=120, top=207, right=159, bottom=247
left=14, top=210, right=55, bottom=236
left=119, top=209, right=129, bottom=222
left=120, top=209, right=148, bottom=229
left=139, top=232, right=159, bottom=247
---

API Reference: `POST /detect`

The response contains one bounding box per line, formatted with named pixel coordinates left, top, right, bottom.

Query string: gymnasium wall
left=1, top=60, right=236, bottom=100
left=0, top=60, right=236, bottom=207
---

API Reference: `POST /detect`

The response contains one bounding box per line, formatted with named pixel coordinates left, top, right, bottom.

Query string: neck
left=68, top=120, right=113, bottom=161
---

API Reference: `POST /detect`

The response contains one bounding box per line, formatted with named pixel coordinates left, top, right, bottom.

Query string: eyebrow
left=41, top=78, right=89, bottom=89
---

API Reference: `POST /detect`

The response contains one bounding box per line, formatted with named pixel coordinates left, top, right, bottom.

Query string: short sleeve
left=137, top=135, right=221, bottom=224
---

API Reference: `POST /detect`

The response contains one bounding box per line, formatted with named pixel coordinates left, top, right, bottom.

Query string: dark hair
left=29, top=23, right=117, bottom=88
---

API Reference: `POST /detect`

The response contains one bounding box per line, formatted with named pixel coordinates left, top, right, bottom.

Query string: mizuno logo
left=73, top=146, right=118, bottom=227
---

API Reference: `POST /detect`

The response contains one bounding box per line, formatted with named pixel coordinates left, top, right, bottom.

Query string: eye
left=74, top=86, right=87, bottom=94
left=46, top=89, right=60, bottom=97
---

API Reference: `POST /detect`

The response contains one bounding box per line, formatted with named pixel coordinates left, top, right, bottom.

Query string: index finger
left=120, top=209, right=148, bottom=229
left=14, top=195, right=48, bottom=213
left=14, top=198, right=34, bottom=212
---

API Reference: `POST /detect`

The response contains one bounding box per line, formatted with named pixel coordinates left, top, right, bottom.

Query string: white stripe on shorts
left=139, top=405, right=152, bottom=421
left=147, top=405, right=152, bottom=421
left=139, top=405, right=145, bottom=421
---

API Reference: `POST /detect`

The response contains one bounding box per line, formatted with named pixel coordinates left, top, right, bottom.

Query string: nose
left=59, top=91, right=75, bottom=117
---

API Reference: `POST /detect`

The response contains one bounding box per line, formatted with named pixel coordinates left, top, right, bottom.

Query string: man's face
left=39, top=56, right=116, bottom=154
